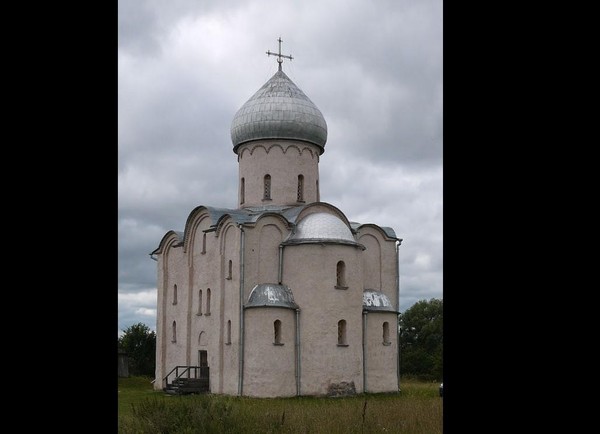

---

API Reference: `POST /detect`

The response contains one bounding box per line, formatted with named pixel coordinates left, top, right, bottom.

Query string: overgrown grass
left=118, top=377, right=442, bottom=433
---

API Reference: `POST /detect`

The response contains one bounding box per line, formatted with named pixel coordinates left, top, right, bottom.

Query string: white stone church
left=151, top=44, right=403, bottom=397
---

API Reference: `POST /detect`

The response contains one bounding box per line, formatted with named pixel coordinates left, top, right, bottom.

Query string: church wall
left=189, top=214, right=212, bottom=267
left=257, top=222, right=284, bottom=284
left=238, top=226, right=258, bottom=302
left=220, top=223, right=242, bottom=395
left=360, top=233, right=382, bottom=290
left=241, top=217, right=286, bottom=290
left=190, top=214, right=221, bottom=392
left=163, top=245, right=189, bottom=382
left=154, top=252, right=166, bottom=389
left=380, top=239, right=399, bottom=310
left=154, top=214, right=401, bottom=395
left=167, top=214, right=243, bottom=395
left=358, top=227, right=400, bottom=311
left=282, top=243, right=364, bottom=395
left=243, top=307, right=297, bottom=397
left=237, top=140, right=320, bottom=208
left=365, top=312, right=399, bottom=393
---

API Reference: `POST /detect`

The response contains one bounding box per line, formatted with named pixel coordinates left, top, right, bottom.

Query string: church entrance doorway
left=197, top=350, right=210, bottom=392
left=198, top=350, right=208, bottom=367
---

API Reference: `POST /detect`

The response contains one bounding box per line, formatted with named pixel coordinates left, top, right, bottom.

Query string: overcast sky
left=118, top=0, right=443, bottom=336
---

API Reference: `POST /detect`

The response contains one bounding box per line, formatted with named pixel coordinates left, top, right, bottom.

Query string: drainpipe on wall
left=362, top=310, right=368, bottom=393
left=396, top=239, right=402, bottom=391
left=295, top=308, right=301, bottom=396
left=278, top=245, right=284, bottom=283
left=237, top=224, right=246, bottom=396
left=397, top=309, right=401, bottom=392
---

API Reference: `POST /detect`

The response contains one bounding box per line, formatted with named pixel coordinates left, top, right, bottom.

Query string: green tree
left=118, top=322, right=156, bottom=377
left=399, top=298, right=443, bottom=381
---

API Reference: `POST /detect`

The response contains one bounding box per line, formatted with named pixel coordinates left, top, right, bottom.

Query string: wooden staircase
left=163, top=366, right=209, bottom=395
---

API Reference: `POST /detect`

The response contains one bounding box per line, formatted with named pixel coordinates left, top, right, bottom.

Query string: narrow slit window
left=227, top=260, right=233, bottom=280
left=337, top=319, right=347, bottom=346
left=383, top=321, right=390, bottom=345
left=172, top=321, right=177, bottom=343
left=336, top=261, right=347, bottom=288
left=202, top=233, right=206, bottom=254
left=226, top=320, right=231, bottom=345
left=274, top=320, right=282, bottom=345
left=197, top=290, right=203, bottom=315
left=173, top=284, right=178, bottom=305
left=297, top=174, right=304, bottom=201
left=206, top=288, right=211, bottom=315
left=263, top=174, right=271, bottom=200
left=240, top=177, right=245, bottom=205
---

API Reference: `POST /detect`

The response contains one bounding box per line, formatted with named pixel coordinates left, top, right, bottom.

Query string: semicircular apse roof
left=246, top=283, right=299, bottom=309
left=363, top=289, right=397, bottom=313
left=230, top=70, right=328, bottom=153
left=285, top=212, right=357, bottom=245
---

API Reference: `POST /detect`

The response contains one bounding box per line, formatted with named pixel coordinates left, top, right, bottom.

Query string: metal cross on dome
left=266, top=37, right=293, bottom=71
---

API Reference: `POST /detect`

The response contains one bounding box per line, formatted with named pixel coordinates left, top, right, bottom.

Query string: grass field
left=118, top=376, right=442, bottom=433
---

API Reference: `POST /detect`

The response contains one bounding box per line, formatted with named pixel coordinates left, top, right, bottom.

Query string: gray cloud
left=118, top=0, right=443, bottom=335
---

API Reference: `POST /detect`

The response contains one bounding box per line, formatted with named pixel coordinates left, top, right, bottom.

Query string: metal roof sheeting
left=246, top=283, right=299, bottom=309
left=286, top=212, right=357, bottom=244
left=363, top=289, right=397, bottom=313
left=231, top=70, right=328, bottom=152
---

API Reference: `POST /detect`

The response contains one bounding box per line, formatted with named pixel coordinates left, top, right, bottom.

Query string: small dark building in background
left=118, top=350, right=130, bottom=378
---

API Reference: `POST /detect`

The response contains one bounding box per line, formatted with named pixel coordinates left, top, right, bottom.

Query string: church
left=151, top=40, right=403, bottom=397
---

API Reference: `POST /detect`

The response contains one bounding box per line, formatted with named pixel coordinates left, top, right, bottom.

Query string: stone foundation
left=327, top=381, right=356, bottom=397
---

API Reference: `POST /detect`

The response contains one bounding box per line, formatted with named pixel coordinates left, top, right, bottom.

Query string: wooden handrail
left=163, top=365, right=208, bottom=388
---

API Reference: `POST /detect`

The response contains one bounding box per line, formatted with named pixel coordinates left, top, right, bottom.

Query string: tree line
left=118, top=323, right=156, bottom=377
left=399, top=298, right=443, bottom=381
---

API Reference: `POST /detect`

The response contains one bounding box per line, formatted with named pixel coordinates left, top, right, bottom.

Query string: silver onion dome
left=230, top=70, right=328, bottom=153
